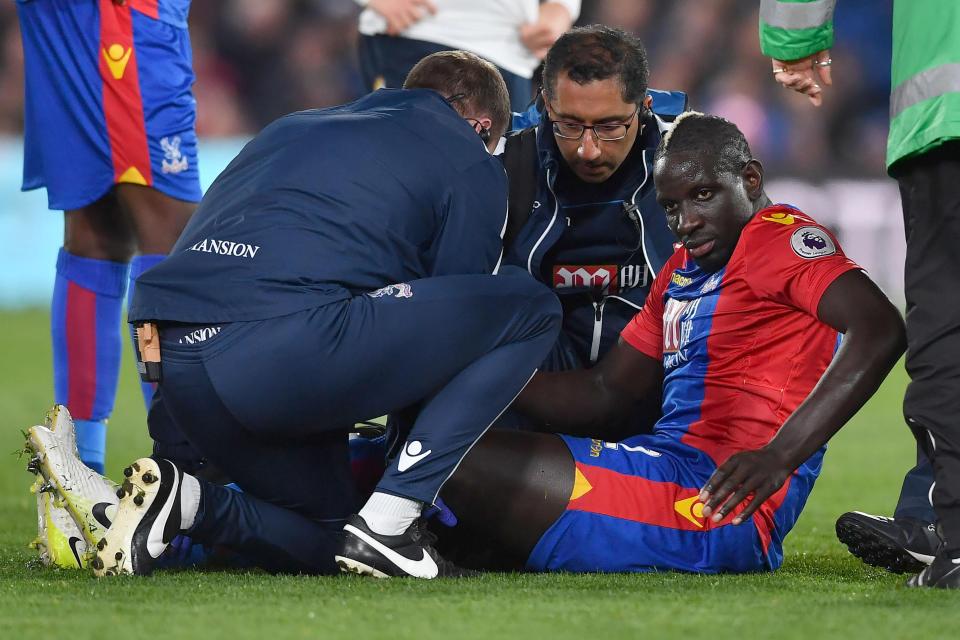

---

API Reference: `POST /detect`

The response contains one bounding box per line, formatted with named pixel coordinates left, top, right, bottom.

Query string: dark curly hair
left=542, top=25, right=650, bottom=107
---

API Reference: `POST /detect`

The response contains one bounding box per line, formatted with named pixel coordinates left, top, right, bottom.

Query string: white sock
left=179, top=472, right=201, bottom=531
left=358, top=491, right=422, bottom=536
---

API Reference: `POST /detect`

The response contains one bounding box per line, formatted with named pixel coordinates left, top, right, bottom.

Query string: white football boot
left=29, top=476, right=89, bottom=569
left=27, top=405, right=92, bottom=567
left=93, top=457, right=186, bottom=577
left=25, top=406, right=119, bottom=552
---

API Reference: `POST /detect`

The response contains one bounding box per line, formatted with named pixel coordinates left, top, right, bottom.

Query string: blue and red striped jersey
left=622, top=205, right=861, bottom=466
left=128, top=0, right=191, bottom=29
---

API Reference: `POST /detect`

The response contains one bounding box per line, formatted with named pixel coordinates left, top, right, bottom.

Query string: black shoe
left=91, top=457, right=185, bottom=577
left=835, top=511, right=939, bottom=573
left=336, top=514, right=475, bottom=579
left=906, top=550, right=960, bottom=588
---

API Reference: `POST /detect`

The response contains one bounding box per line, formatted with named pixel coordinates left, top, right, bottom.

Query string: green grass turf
left=0, top=308, right=955, bottom=639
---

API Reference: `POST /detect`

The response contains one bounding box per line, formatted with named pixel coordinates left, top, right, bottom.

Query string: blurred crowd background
left=0, top=0, right=892, bottom=179
left=0, top=0, right=903, bottom=305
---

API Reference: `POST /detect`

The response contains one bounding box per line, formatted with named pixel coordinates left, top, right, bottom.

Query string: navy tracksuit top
left=504, top=90, right=686, bottom=364
left=129, top=89, right=508, bottom=324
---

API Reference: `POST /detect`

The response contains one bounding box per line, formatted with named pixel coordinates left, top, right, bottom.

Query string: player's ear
left=742, top=159, right=764, bottom=200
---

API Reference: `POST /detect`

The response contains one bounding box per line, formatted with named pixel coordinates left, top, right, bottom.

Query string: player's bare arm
left=512, top=340, right=662, bottom=437
left=701, top=269, right=906, bottom=524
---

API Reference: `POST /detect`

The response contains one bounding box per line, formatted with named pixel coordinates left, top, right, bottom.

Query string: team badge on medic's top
left=368, top=283, right=413, bottom=299
left=790, top=226, right=836, bottom=259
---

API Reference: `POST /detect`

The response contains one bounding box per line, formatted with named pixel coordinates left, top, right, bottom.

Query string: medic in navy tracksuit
left=500, top=92, right=684, bottom=434
left=505, top=91, right=686, bottom=369
left=128, top=89, right=562, bottom=574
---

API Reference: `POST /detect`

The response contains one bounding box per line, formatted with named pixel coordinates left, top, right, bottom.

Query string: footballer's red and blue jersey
left=17, top=0, right=201, bottom=210
left=529, top=205, right=862, bottom=574
left=623, top=205, right=859, bottom=465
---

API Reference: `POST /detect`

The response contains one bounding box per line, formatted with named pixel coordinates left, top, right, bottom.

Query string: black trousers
left=895, top=139, right=960, bottom=551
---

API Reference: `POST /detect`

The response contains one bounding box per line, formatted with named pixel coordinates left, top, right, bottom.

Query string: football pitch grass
left=0, top=308, right=955, bottom=639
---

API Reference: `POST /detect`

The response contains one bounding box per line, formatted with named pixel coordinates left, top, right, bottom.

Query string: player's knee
left=60, top=241, right=133, bottom=263
left=63, top=205, right=137, bottom=262
left=115, top=184, right=196, bottom=253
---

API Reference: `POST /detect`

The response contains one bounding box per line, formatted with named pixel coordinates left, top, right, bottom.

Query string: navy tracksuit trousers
left=148, top=272, right=561, bottom=573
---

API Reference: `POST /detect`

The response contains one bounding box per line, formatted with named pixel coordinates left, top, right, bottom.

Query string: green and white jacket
left=759, top=0, right=960, bottom=171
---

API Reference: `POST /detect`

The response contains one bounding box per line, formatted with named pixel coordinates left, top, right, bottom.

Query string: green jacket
left=759, top=0, right=960, bottom=171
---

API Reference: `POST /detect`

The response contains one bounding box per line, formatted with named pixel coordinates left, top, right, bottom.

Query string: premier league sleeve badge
left=790, top=226, right=837, bottom=259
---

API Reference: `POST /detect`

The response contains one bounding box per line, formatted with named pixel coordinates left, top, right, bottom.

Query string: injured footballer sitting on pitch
left=428, top=112, right=905, bottom=574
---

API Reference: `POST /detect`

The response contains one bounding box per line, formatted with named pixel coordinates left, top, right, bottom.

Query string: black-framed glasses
left=551, top=107, right=640, bottom=142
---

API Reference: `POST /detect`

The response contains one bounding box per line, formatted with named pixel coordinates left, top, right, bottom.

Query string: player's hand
left=368, top=0, right=437, bottom=36
left=771, top=49, right=833, bottom=107
left=699, top=448, right=791, bottom=525
left=520, top=2, right=573, bottom=60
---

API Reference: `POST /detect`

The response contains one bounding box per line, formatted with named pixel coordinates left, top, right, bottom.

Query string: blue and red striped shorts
left=17, top=0, right=201, bottom=211
left=527, top=434, right=822, bottom=573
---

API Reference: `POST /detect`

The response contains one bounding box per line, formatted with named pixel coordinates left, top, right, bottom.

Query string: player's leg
left=116, top=185, right=194, bottom=256
left=53, top=199, right=136, bottom=473
left=437, top=430, right=573, bottom=567
left=452, top=433, right=816, bottom=573
left=895, top=456, right=938, bottom=523
left=17, top=0, right=140, bottom=473
left=19, top=1, right=200, bottom=472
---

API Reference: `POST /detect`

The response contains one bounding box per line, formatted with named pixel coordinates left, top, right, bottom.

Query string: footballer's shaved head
left=656, top=111, right=753, bottom=177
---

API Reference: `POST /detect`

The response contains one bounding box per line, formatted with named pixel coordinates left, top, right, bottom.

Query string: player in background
left=355, top=0, right=580, bottom=111
left=433, top=113, right=906, bottom=573
left=759, top=0, right=960, bottom=588
left=90, top=51, right=561, bottom=579
left=16, top=0, right=201, bottom=474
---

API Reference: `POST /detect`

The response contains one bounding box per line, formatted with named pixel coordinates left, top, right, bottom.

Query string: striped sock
left=51, top=248, right=129, bottom=473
